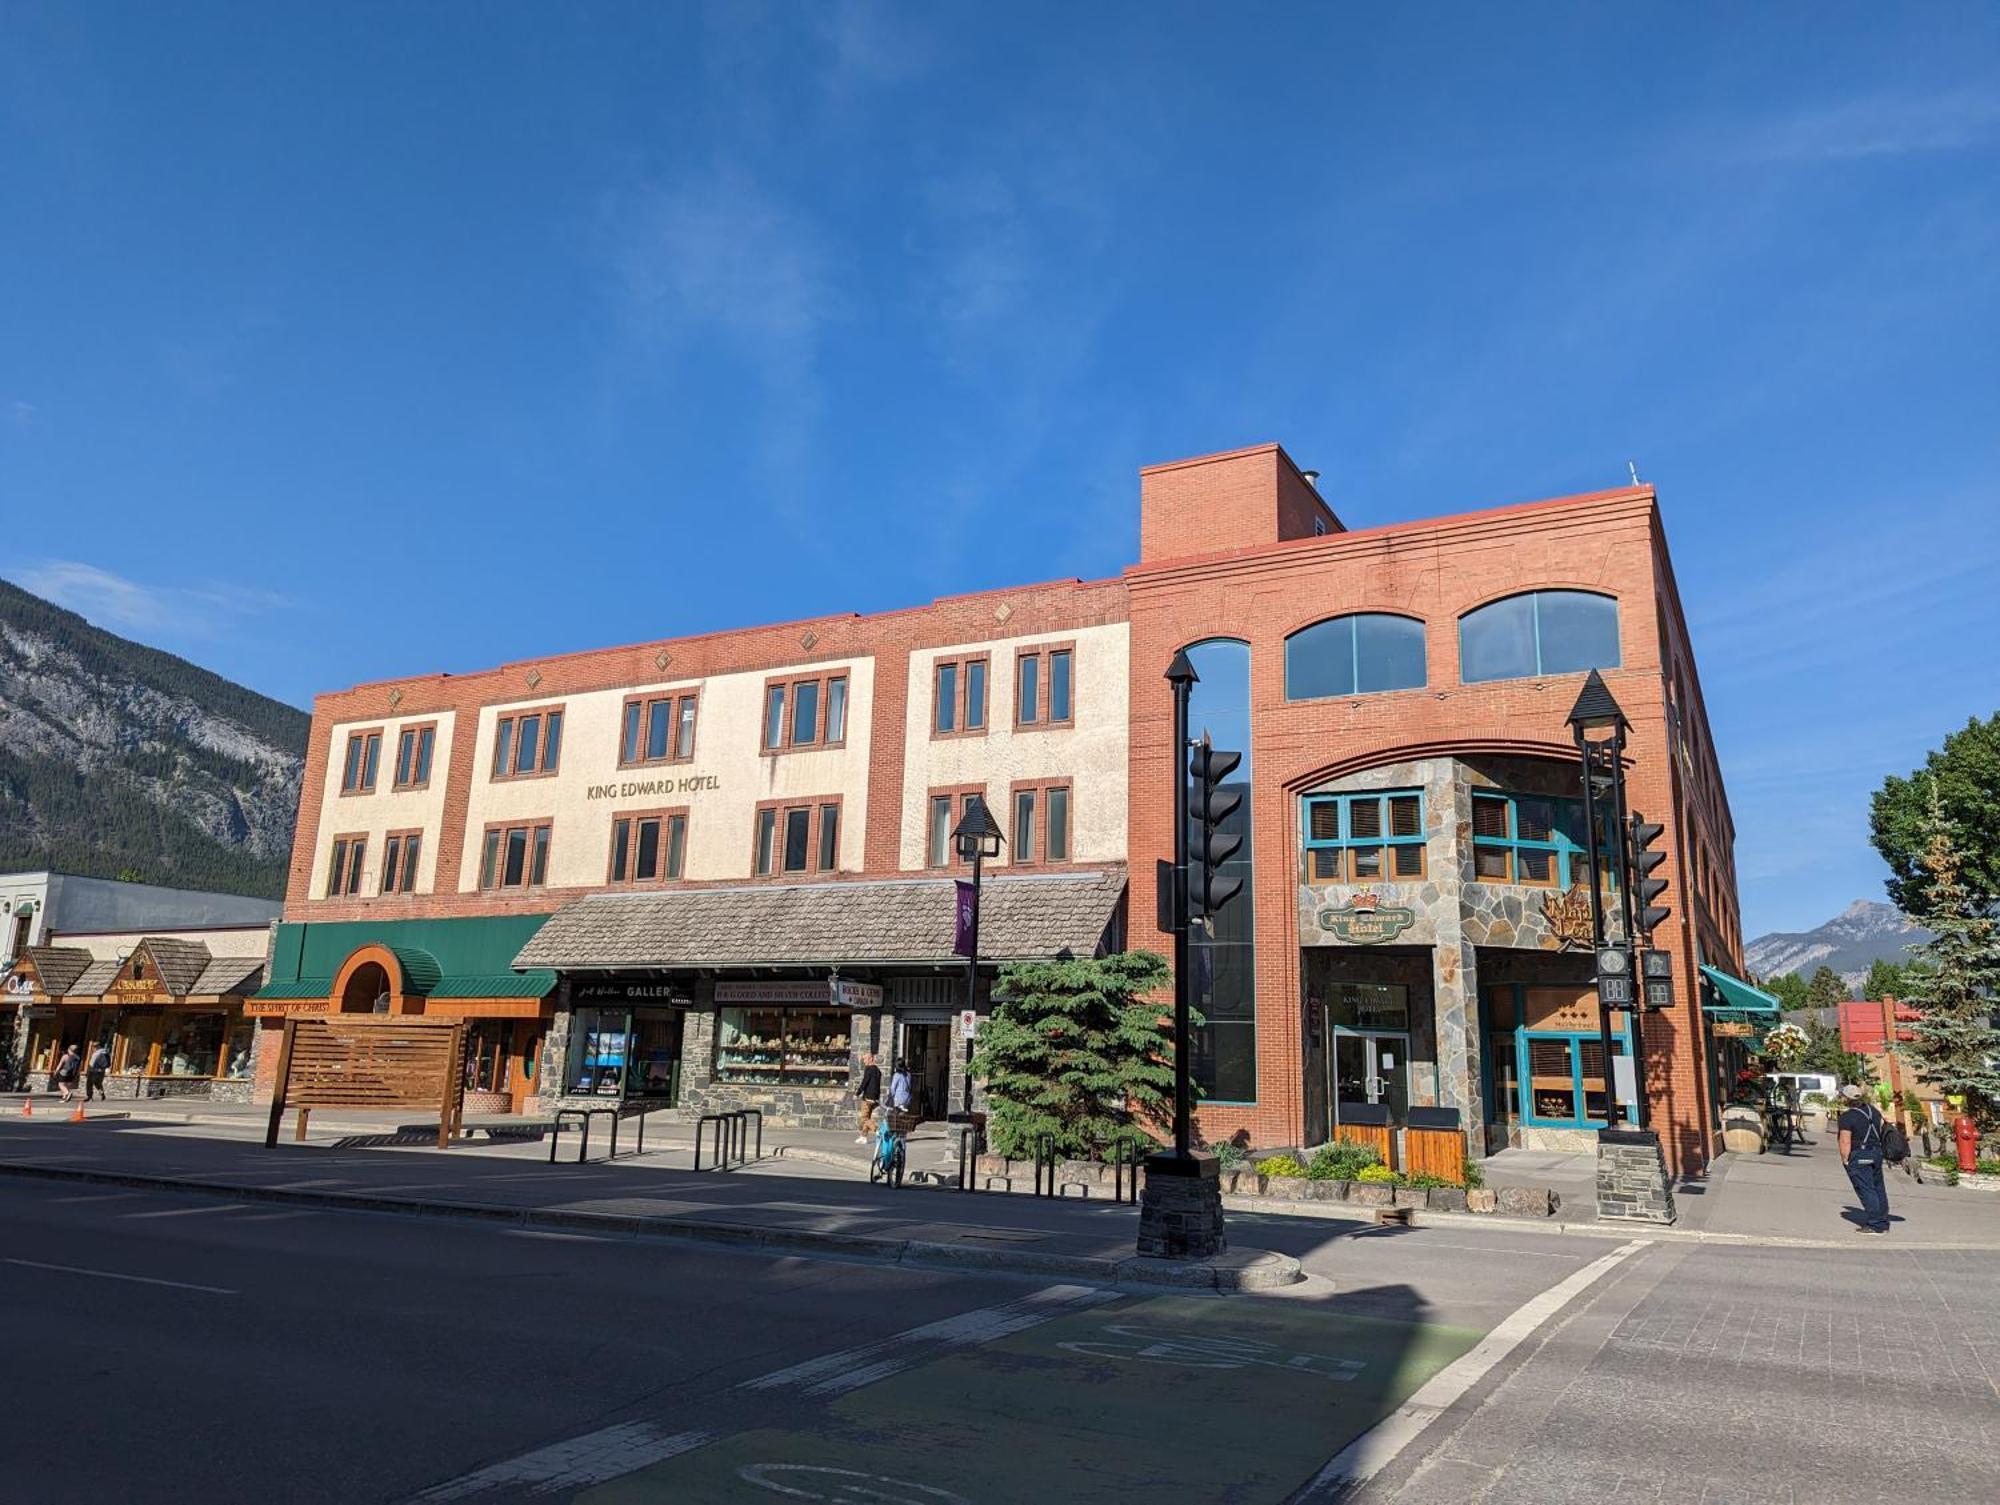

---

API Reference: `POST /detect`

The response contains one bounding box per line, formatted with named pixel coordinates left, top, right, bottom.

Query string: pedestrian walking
left=53, top=1044, right=81, bottom=1104
left=1837, top=1084, right=1891, bottom=1235
left=85, top=1041, right=110, bottom=1101
left=855, top=1053, right=882, bottom=1143
left=888, top=1058, right=914, bottom=1115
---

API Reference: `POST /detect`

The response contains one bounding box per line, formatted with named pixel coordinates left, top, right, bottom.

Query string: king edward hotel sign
left=1316, top=893, right=1416, bottom=945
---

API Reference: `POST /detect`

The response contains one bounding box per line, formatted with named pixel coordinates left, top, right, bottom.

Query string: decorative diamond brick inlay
left=387, top=688, right=403, bottom=710
left=525, top=669, right=542, bottom=690
left=654, top=650, right=671, bottom=671
left=800, top=630, right=818, bottom=651
left=994, top=601, right=1015, bottom=624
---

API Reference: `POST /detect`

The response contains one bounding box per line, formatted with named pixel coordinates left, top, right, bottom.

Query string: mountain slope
left=0, top=577, right=307, bottom=897
left=1745, top=900, right=1932, bottom=987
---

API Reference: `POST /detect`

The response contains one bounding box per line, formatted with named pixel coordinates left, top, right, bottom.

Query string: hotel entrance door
left=1333, top=1032, right=1410, bottom=1123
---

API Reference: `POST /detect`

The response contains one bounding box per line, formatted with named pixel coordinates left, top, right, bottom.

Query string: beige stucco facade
left=306, top=712, right=459, bottom=899
left=896, top=623, right=1130, bottom=871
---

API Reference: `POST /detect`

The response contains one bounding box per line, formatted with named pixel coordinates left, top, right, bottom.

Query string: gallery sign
left=1316, top=895, right=1416, bottom=945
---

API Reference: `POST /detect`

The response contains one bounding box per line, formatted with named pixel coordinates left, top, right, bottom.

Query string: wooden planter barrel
left=1403, top=1106, right=1467, bottom=1185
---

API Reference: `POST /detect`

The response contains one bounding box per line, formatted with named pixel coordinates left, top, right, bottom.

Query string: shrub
left=1211, top=1139, right=1249, bottom=1171
left=1307, top=1141, right=1381, bottom=1181
left=1356, top=1164, right=1401, bottom=1185
left=1977, top=1157, right=2000, bottom=1176
left=1462, top=1158, right=1485, bottom=1190
left=1256, top=1155, right=1305, bottom=1179
left=1406, top=1172, right=1458, bottom=1189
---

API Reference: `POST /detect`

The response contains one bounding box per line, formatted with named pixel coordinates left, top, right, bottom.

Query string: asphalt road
left=0, top=1174, right=1598, bottom=1504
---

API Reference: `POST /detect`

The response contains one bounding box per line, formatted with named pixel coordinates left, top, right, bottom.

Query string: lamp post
left=951, top=796, right=1005, bottom=1117
left=1566, top=669, right=1644, bottom=1131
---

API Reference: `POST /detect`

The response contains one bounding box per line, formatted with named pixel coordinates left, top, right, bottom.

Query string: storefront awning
left=514, top=865, right=1128, bottom=973
left=1699, top=965, right=1781, bottom=1021
left=253, top=914, right=556, bottom=1008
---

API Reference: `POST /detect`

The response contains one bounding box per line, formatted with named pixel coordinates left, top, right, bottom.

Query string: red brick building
left=258, top=442, right=1743, bottom=1172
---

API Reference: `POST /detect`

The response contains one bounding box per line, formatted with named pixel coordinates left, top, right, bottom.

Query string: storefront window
left=466, top=1023, right=510, bottom=1092
left=1323, top=984, right=1412, bottom=1032
left=158, top=1014, right=225, bottom=1076
left=717, top=1008, right=851, bottom=1087
left=567, top=1009, right=631, bottom=1096
left=224, top=1023, right=254, bottom=1079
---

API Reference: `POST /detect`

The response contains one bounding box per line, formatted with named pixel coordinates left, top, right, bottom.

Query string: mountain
left=1744, top=900, right=1933, bottom=991
left=0, top=577, right=307, bottom=897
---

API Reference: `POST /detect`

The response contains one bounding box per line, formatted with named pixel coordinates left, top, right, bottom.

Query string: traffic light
left=1628, top=811, right=1670, bottom=935
left=1188, top=741, right=1244, bottom=921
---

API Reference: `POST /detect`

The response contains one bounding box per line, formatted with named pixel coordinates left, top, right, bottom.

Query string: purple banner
left=953, top=880, right=977, bottom=958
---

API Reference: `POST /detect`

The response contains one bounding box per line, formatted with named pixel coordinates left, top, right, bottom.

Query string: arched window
left=1458, top=591, right=1620, bottom=683
left=1284, top=614, right=1426, bottom=700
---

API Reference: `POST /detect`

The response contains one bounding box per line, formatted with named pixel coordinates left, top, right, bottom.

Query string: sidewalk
left=0, top=1114, right=1302, bottom=1291
left=1698, top=1128, right=1994, bottom=1243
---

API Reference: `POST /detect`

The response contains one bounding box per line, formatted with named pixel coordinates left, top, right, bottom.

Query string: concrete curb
left=0, top=1159, right=1305, bottom=1291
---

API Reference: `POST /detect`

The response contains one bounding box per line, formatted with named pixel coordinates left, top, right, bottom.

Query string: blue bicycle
left=869, top=1111, right=908, bottom=1188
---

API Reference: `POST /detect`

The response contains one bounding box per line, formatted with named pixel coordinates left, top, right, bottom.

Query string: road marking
left=2, top=1257, right=236, bottom=1295
left=739, top=1463, right=972, bottom=1502
left=740, top=1283, right=1122, bottom=1396
left=123, top=1202, right=248, bottom=1219
left=410, top=1424, right=711, bottom=1501
left=1294, top=1238, right=1652, bottom=1499
left=1059, top=1325, right=1367, bottom=1378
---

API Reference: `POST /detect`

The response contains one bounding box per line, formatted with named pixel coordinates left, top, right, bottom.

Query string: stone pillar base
left=1596, top=1127, right=1677, bottom=1224
left=1137, top=1150, right=1226, bottom=1259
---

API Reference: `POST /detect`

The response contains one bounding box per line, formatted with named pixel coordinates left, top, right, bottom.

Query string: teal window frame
left=1516, top=1026, right=1634, bottom=1130
left=1471, top=791, right=1615, bottom=890
left=1303, top=790, right=1426, bottom=882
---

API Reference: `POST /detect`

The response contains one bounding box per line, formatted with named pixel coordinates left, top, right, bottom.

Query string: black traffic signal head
left=1188, top=741, right=1246, bottom=921
left=1628, top=812, right=1670, bottom=934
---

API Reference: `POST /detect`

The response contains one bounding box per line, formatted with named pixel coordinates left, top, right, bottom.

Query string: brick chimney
left=1138, top=443, right=1343, bottom=564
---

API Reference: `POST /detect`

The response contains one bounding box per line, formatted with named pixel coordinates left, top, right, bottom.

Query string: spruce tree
left=969, top=951, right=1176, bottom=1160
left=1805, top=965, right=1851, bottom=1011
left=1900, top=786, right=2000, bottom=1123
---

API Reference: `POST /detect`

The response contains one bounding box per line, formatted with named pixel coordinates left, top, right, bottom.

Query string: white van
left=1770, top=1070, right=1839, bottom=1104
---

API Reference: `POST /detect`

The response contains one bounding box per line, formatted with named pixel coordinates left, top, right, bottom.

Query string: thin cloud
left=1732, top=89, right=2000, bottom=165
left=10, top=560, right=290, bottom=639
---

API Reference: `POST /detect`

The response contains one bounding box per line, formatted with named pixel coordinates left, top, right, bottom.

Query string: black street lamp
left=1565, top=669, right=1647, bottom=1130
left=951, top=796, right=1005, bottom=1115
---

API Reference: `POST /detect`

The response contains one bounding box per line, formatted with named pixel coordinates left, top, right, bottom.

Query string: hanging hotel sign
left=1316, top=893, right=1416, bottom=945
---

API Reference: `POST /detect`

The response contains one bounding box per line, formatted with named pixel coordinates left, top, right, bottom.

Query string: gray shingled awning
left=515, top=865, right=1127, bottom=973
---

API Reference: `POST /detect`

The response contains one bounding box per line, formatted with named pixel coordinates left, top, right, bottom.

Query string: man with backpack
left=1837, top=1084, right=1896, bottom=1235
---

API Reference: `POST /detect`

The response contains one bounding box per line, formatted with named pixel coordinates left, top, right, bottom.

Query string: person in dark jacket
left=855, top=1054, right=882, bottom=1143
left=85, top=1041, right=111, bottom=1100
left=1837, top=1084, right=1891, bottom=1235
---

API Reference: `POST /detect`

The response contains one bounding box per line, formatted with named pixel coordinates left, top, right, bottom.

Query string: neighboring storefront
left=250, top=915, right=557, bottom=1112
left=9, top=938, right=266, bottom=1101
left=518, top=866, right=1127, bottom=1129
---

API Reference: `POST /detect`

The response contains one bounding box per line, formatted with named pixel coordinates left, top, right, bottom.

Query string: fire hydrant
left=1954, top=1111, right=1980, bottom=1174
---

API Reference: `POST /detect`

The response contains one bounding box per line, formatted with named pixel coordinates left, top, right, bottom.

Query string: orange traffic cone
left=69, top=1102, right=86, bottom=1124
left=21, top=1094, right=32, bottom=1117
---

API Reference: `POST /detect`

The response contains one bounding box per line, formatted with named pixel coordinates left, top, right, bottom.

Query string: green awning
left=253, top=915, right=555, bottom=1004
left=1699, top=965, right=1781, bottom=1017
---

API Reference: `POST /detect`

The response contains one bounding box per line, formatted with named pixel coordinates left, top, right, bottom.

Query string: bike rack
left=549, top=1107, right=620, bottom=1165
left=737, top=1107, right=763, bottom=1162
left=694, top=1112, right=734, bottom=1171
left=693, top=1109, right=763, bottom=1171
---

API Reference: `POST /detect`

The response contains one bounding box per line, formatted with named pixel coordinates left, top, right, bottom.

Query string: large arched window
left=1284, top=614, right=1426, bottom=700
left=1184, top=638, right=1257, bottom=1105
left=1458, top=590, right=1620, bottom=683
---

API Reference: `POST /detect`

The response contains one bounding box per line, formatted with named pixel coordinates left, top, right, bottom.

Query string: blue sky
left=2, top=3, right=1996, bottom=938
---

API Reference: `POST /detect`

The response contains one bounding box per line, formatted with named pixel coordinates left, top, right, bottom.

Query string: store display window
left=717, top=1008, right=851, bottom=1086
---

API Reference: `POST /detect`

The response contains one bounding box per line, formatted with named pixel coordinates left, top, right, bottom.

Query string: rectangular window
left=1049, top=649, right=1073, bottom=723
left=1471, top=791, right=1614, bottom=890
left=325, top=835, right=367, bottom=897
left=341, top=730, right=383, bottom=794
left=1009, top=780, right=1073, bottom=865
left=931, top=655, right=989, bottom=738
left=609, top=809, right=688, bottom=886
left=755, top=799, right=842, bottom=876
left=926, top=788, right=985, bottom=868
left=379, top=831, right=422, bottom=895
left=1302, top=791, right=1426, bottom=881
left=1519, top=1029, right=1634, bottom=1128
left=1017, top=652, right=1040, bottom=726
left=622, top=692, right=699, bottom=767
left=1014, top=645, right=1075, bottom=729
left=1015, top=788, right=1037, bottom=864
left=1047, top=786, right=1070, bottom=861
left=492, top=706, right=563, bottom=779
left=793, top=679, right=820, bottom=745
left=480, top=820, right=553, bottom=890
left=392, top=724, right=436, bottom=791
left=935, top=662, right=958, bottom=733
left=763, top=672, right=848, bottom=752
left=717, top=1007, right=854, bottom=1087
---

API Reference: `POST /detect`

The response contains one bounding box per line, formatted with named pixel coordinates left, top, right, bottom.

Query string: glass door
left=1332, top=1031, right=1410, bottom=1121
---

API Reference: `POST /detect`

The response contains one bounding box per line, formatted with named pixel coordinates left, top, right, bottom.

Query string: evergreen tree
left=1863, top=956, right=1929, bottom=1001
left=1797, top=1016, right=1874, bottom=1088
left=969, top=951, right=1176, bottom=1160
left=1805, top=965, right=1851, bottom=1011
left=1899, top=787, right=2000, bottom=1122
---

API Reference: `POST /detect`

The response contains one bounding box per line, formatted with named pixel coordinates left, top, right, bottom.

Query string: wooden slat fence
left=265, top=1016, right=467, bottom=1149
